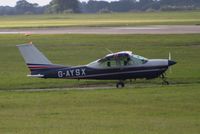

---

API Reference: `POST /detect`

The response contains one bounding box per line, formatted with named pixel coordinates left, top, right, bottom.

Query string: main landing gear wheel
left=116, top=81, right=125, bottom=88
left=161, top=74, right=169, bottom=85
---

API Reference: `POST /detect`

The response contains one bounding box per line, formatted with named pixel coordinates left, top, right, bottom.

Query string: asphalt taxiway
left=0, top=25, right=200, bottom=35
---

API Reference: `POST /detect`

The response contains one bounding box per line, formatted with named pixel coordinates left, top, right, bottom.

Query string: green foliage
left=47, top=0, right=80, bottom=13
left=98, top=8, right=112, bottom=14
left=83, top=0, right=200, bottom=13
left=0, top=0, right=200, bottom=15
left=15, top=0, right=41, bottom=14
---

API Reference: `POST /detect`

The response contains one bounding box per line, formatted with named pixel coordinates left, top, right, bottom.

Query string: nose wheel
left=161, top=74, right=169, bottom=85
left=116, top=80, right=125, bottom=88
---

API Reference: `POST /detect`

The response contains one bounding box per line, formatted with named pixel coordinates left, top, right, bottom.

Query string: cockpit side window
left=87, top=53, right=148, bottom=68
left=99, top=59, right=122, bottom=68
left=100, top=56, right=141, bottom=68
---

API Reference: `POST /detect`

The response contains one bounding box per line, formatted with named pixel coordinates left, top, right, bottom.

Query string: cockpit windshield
left=130, top=54, right=148, bottom=65
left=87, top=51, right=148, bottom=68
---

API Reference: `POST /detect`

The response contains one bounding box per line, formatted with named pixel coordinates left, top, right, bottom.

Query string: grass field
left=0, top=11, right=200, bottom=28
left=0, top=85, right=199, bottom=134
left=0, top=33, right=199, bottom=133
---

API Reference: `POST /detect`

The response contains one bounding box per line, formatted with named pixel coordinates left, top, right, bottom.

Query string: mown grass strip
left=0, top=11, right=200, bottom=28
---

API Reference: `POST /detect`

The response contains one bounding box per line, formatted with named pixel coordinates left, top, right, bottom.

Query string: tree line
left=0, top=0, right=200, bottom=15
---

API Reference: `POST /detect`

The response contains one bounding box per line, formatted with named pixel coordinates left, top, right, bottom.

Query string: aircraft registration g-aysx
left=17, top=44, right=176, bottom=88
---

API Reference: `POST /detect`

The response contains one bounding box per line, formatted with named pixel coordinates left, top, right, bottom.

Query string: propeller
left=169, top=52, right=172, bottom=73
left=168, top=52, right=177, bottom=73
left=169, top=52, right=171, bottom=61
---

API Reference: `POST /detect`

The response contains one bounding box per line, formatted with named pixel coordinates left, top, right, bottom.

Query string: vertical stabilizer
left=17, top=44, right=67, bottom=77
left=17, top=44, right=52, bottom=65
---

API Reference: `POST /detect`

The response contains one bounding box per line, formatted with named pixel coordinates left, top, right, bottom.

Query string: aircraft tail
left=17, top=44, right=65, bottom=77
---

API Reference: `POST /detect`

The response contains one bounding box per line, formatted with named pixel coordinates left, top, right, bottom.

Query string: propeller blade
left=168, top=52, right=172, bottom=73
left=169, top=65, right=172, bottom=73
left=169, top=52, right=171, bottom=60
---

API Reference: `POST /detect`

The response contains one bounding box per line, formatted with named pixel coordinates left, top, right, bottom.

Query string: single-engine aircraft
left=17, top=44, right=176, bottom=88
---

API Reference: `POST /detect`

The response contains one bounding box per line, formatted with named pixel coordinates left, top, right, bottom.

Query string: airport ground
left=0, top=33, right=200, bottom=134
left=1, top=25, right=200, bottom=34
left=0, top=11, right=200, bottom=133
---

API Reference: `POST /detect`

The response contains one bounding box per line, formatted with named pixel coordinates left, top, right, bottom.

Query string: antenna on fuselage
left=105, top=48, right=113, bottom=54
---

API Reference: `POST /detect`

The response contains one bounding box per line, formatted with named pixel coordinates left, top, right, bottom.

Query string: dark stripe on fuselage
left=43, top=65, right=168, bottom=80
left=27, top=63, right=69, bottom=74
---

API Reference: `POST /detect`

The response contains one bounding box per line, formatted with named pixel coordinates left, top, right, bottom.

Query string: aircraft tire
left=116, top=82, right=125, bottom=88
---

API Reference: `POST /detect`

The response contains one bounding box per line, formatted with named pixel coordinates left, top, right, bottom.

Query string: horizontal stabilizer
left=27, top=74, right=44, bottom=78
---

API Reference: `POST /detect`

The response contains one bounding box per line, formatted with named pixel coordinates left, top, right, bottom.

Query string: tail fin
left=17, top=44, right=52, bottom=65
left=17, top=44, right=64, bottom=77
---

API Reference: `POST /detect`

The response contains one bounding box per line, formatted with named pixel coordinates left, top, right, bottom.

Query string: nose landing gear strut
left=161, top=74, right=169, bottom=85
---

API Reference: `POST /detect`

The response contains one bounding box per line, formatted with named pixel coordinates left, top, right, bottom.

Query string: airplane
left=17, top=44, right=176, bottom=88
